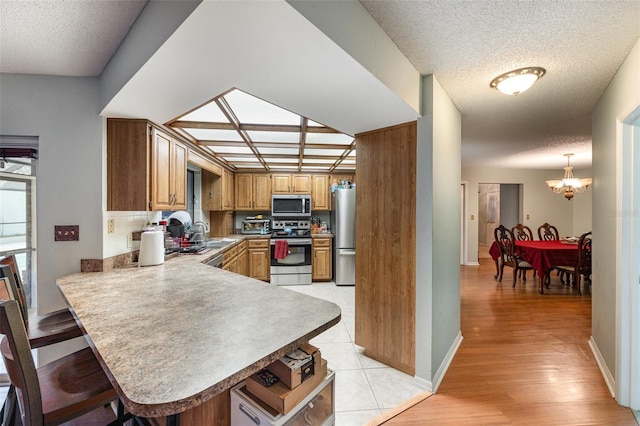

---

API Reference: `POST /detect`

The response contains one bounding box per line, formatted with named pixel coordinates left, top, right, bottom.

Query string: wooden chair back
left=494, top=225, right=517, bottom=267
left=511, top=224, right=533, bottom=241
left=0, top=256, right=28, bottom=320
left=537, top=223, right=559, bottom=241
left=577, top=232, right=592, bottom=275
left=0, top=300, right=42, bottom=426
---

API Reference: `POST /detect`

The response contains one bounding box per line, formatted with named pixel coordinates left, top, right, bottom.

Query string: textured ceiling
left=0, top=0, right=146, bottom=76
left=360, top=0, right=640, bottom=168
left=1, top=0, right=639, bottom=170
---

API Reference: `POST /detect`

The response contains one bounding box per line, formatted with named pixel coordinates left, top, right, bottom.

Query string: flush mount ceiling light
left=490, top=67, right=546, bottom=95
left=545, top=153, right=592, bottom=200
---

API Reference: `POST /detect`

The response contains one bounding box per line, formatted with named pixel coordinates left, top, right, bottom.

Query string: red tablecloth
left=489, top=241, right=501, bottom=260
left=515, top=240, right=579, bottom=278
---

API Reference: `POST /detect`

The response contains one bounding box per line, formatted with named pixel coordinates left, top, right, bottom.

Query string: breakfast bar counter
left=56, top=252, right=341, bottom=422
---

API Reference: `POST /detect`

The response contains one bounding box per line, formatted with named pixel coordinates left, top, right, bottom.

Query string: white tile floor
left=285, top=282, right=426, bottom=426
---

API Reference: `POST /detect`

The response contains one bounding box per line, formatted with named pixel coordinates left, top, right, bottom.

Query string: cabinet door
left=237, top=242, right=248, bottom=276
left=271, top=174, right=291, bottom=194
left=248, top=248, right=270, bottom=281
left=252, top=174, right=272, bottom=211
left=311, top=175, right=330, bottom=210
left=235, top=174, right=253, bottom=210
left=171, top=140, right=187, bottom=209
left=292, top=175, right=311, bottom=193
left=223, top=169, right=235, bottom=210
left=312, top=238, right=332, bottom=281
left=151, top=129, right=173, bottom=210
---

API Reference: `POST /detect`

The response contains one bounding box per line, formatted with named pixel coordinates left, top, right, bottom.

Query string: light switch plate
left=55, top=225, right=79, bottom=241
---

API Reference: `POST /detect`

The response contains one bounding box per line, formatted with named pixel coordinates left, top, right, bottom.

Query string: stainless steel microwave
left=271, top=194, right=312, bottom=217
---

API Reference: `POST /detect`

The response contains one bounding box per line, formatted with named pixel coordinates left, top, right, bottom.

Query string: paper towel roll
left=138, top=231, right=165, bottom=267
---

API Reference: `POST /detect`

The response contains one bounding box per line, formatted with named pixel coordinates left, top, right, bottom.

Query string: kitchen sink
left=204, top=238, right=236, bottom=248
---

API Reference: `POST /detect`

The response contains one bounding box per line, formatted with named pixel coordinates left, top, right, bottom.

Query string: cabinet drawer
left=224, top=245, right=239, bottom=259
left=313, top=238, right=331, bottom=247
left=248, top=239, right=270, bottom=248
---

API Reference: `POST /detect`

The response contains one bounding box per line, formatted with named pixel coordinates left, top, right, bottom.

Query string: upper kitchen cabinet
left=311, top=175, right=330, bottom=210
left=202, top=168, right=234, bottom=211
left=330, top=174, right=354, bottom=185
left=271, top=174, right=311, bottom=194
left=235, top=174, right=271, bottom=210
left=107, top=118, right=187, bottom=211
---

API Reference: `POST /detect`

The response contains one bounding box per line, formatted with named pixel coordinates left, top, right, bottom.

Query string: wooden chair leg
left=512, top=267, right=518, bottom=287
left=576, top=273, right=582, bottom=296
left=493, top=259, right=500, bottom=279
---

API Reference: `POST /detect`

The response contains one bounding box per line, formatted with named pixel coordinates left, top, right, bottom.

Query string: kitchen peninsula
left=56, top=251, right=341, bottom=424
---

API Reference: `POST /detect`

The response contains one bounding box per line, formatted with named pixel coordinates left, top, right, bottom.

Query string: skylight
left=168, top=88, right=355, bottom=172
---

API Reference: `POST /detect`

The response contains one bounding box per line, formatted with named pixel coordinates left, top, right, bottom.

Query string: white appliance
left=330, top=188, right=356, bottom=285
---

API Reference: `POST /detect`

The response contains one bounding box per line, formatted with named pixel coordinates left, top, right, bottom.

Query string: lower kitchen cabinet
left=312, top=238, right=332, bottom=281
left=222, top=245, right=239, bottom=273
left=247, top=238, right=270, bottom=282
left=236, top=240, right=248, bottom=276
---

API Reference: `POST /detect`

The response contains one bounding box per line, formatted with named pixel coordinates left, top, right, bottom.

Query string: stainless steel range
left=270, top=219, right=312, bottom=285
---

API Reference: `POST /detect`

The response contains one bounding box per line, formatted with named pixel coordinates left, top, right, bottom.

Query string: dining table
left=56, top=249, right=341, bottom=425
left=514, top=240, right=579, bottom=294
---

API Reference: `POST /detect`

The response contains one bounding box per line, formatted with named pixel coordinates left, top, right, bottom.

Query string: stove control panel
left=272, top=220, right=310, bottom=230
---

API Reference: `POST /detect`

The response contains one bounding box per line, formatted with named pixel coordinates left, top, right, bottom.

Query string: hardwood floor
left=379, top=258, right=637, bottom=425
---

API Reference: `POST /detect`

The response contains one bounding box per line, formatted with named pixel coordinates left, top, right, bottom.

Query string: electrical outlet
left=107, top=218, right=115, bottom=234
left=127, top=234, right=132, bottom=248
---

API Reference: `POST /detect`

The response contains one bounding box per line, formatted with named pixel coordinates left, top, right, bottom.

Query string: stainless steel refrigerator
left=330, top=188, right=356, bottom=286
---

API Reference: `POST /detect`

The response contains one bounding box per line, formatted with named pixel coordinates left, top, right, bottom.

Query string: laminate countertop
left=56, top=248, right=341, bottom=419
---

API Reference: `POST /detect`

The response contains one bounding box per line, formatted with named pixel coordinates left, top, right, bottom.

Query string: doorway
left=478, top=183, right=521, bottom=248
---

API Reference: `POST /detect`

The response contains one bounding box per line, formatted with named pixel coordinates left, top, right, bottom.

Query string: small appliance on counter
left=241, top=219, right=271, bottom=235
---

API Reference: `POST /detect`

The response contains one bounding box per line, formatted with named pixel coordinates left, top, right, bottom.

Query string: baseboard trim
left=413, top=331, right=463, bottom=393
left=588, top=335, right=616, bottom=398
left=466, top=261, right=480, bottom=266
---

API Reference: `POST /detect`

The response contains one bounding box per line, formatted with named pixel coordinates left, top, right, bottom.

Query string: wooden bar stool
left=0, top=299, right=129, bottom=425
left=0, top=257, right=83, bottom=348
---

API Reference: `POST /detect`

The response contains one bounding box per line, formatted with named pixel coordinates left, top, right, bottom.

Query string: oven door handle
left=270, top=238, right=312, bottom=246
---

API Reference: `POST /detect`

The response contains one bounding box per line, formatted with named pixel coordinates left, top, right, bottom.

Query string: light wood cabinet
left=223, top=169, right=235, bottom=210
left=330, top=174, right=355, bottom=185
left=222, top=244, right=239, bottom=273
left=210, top=211, right=235, bottom=237
left=107, top=118, right=187, bottom=211
left=311, top=175, right=330, bottom=210
left=247, top=238, right=270, bottom=282
left=271, top=174, right=311, bottom=194
left=236, top=240, right=248, bottom=276
left=312, top=237, right=332, bottom=281
left=204, top=169, right=234, bottom=211
left=235, top=174, right=271, bottom=210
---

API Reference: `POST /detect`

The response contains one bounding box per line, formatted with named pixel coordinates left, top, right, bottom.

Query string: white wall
left=462, top=167, right=591, bottom=264
left=591, top=37, right=640, bottom=397
left=416, top=75, right=462, bottom=391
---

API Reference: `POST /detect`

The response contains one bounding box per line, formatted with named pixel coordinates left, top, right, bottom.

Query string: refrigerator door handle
left=340, top=249, right=356, bottom=256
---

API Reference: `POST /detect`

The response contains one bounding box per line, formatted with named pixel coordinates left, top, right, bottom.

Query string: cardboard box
left=246, top=358, right=327, bottom=414
left=268, top=342, right=321, bottom=389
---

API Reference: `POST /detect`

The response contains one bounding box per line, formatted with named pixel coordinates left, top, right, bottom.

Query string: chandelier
left=545, top=154, right=592, bottom=200
left=490, top=67, right=546, bottom=95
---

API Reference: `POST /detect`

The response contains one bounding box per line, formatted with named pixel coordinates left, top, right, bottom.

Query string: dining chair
left=0, top=256, right=83, bottom=348
left=0, top=299, right=130, bottom=426
left=510, top=224, right=536, bottom=281
left=493, top=225, right=533, bottom=287
left=555, top=232, right=592, bottom=295
left=537, top=223, right=559, bottom=241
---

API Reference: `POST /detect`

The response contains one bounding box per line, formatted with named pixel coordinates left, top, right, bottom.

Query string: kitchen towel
left=274, top=240, right=289, bottom=259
